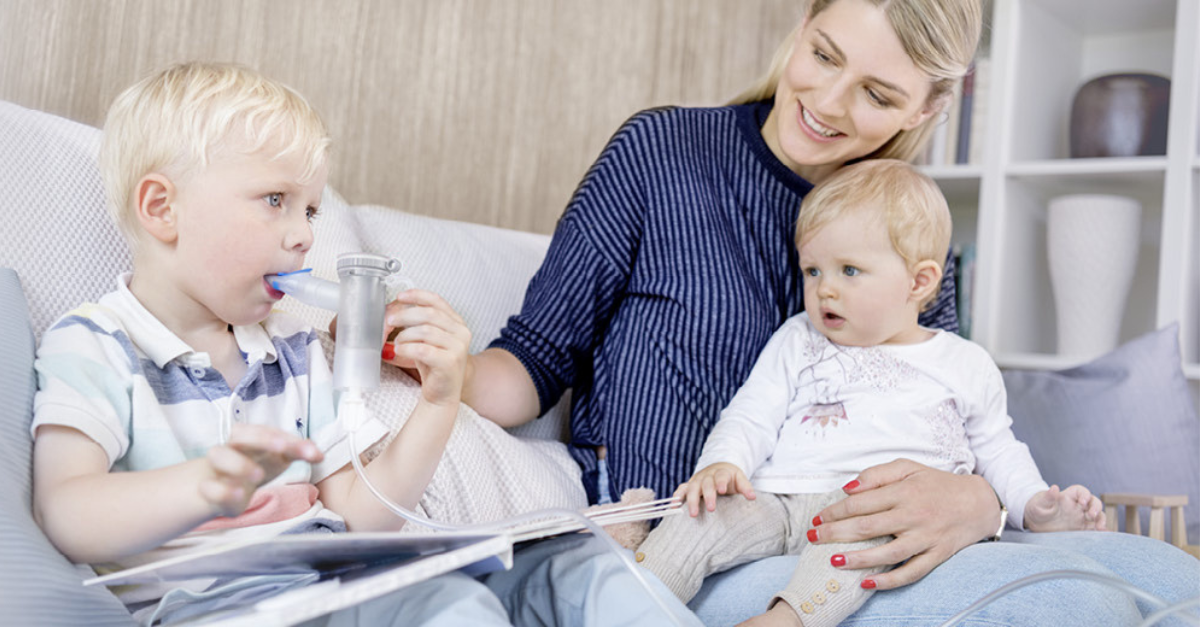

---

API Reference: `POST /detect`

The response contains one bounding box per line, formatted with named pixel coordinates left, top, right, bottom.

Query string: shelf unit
left=923, top=0, right=1200, bottom=404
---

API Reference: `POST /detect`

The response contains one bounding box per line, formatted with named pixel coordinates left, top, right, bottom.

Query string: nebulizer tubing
left=935, top=569, right=1200, bottom=627
left=272, top=256, right=688, bottom=627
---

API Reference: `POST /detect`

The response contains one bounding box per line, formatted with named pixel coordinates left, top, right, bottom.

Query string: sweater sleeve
left=489, top=112, right=658, bottom=415
left=963, top=355, right=1049, bottom=530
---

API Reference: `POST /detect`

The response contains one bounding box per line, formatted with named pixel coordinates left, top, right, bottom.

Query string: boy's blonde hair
left=98, top=62, right=330, bottom=248
left=796, top=159, right=951, bottom=304
left=731, top=0, right=982, bottom=163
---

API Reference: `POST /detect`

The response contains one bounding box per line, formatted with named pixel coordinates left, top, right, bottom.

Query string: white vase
left=1046, top=194, right=1142, bottom=359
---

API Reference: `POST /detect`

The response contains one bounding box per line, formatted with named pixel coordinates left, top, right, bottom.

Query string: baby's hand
left=381, top=289, right=471, bottom=407
left=201, top=424, right=323, bottom=518
left=674, top=462, right=756, bottom=517
left=1024, top=484, right=1107, bottom=532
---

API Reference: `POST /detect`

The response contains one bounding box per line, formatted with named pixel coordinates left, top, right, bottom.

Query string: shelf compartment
left=924, top=168, right=982, bottom=248
left=1007, top=0, right=1177, bottom=163
left=991, top=173, right=1165, bottom=357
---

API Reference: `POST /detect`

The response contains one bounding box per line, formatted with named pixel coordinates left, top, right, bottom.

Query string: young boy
left=30, top=62, right=696, bottom=627
left=635, top=159, right=1107, bottom=627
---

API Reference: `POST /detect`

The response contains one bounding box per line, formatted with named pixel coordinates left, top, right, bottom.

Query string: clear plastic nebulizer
left=269, top=253, right=402, bottom=395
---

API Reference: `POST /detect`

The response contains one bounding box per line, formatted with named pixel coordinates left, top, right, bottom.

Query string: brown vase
left=1069, top=73, right=1170, bottom=158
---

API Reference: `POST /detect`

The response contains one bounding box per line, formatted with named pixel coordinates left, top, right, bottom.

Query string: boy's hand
left=1024, top=484, right=1107, bottom=532
left=201, top=424, right=323, bottom=518
left=674, top=462, right=756, bottom=517
left=380, top=289, right=472, bottom=407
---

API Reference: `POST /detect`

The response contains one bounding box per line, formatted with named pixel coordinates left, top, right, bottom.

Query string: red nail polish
left=381, top=343, right=395, bottom=361
left=843, top=479, right=860, bottom=492
left=812, top=515, right=823, bottom=527
left=807, top=528, right=819, bottom=543
left=861, top=579, right=876, bottom=589
left=831, top=554, right=846, bottom=567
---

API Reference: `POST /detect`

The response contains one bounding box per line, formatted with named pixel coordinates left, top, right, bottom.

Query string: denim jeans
left=485, top=533, right=704, bottom=627
left=689, top=531, right=1200, bottom=626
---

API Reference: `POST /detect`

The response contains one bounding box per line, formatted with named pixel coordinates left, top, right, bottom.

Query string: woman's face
left=763, top=0, right=936, bottom=183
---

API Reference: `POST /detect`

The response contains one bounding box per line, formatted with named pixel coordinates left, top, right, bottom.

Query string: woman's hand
left=809, top=458, right=999, bottom=590
left=674, top=462, right=756, bottom=517
left=379, top=289, right=472, bottom=407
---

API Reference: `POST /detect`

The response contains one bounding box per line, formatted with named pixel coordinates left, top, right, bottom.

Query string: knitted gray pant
left=636, top=489, right=889, bottom=627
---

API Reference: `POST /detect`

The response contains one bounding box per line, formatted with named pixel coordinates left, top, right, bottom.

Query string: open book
left=85, top=497, right=680, bottom=587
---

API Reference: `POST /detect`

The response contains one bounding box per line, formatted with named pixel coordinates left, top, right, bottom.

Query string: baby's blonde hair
left=796, top=159, right=950, bottom=304
left=98, top=62, right=330, bottom=248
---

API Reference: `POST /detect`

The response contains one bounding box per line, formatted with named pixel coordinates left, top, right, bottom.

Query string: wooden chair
left=1102, top=493, right=1198, bottom=558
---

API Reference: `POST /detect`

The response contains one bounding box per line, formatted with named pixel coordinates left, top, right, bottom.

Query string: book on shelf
left=955, top=62, right=976, bottom=164
left=967, top=57, right=991, bottom=165
left=916, top=57, right=989, bottom=167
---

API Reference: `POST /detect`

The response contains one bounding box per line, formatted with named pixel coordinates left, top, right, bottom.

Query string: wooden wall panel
left=0, top=0, right=802, bottom=233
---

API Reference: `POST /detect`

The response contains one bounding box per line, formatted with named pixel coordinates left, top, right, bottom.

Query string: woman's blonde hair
left=98, top=62, right=330, bottom=248
left=731, top=0, right=982, bottom=163
left=796, top=159, right=951, bottom=307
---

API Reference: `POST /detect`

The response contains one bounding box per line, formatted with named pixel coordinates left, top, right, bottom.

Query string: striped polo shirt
left=31, top=274, right=387, bottom=607
left=492, top=101, right=958, bottom=503
left=31, top=273, right=386, bottom=487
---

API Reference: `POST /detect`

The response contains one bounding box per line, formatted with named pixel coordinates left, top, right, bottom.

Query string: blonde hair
left=731, top=0, right=982, bottom=162
left=98, top=62, right=330, bottom=248
left=796, top=159, right=950, bottom=306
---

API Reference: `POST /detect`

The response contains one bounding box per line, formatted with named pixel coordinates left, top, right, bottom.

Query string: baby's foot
left=1024, top=484, right=1107, bottom=532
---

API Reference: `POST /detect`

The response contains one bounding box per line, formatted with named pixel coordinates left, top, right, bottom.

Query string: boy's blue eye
left=804, top=267, right=820, bottom=278
left=843, top=265, right=860, bottom=277
left=306, top=206, right=320, bottom=221
left=266, top=193, right=283, bottom=207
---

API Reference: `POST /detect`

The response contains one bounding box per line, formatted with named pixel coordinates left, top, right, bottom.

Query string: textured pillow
left=1003, top=323, right=1200, bottom=544
left=0, top=269, right=135, bottom=625
left=0, top=101, right=131, bottom=339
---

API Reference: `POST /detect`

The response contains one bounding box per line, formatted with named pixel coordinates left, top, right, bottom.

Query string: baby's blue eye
left=266, top=193, right=283, bottom=207
left=306, top=206, right=320, bottom=221
left=804, top=267, right=821, bottom=278
left=843, top=266, right=860, bottom=277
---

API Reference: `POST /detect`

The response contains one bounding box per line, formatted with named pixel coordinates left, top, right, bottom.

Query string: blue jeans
left=485, top=533, right=703, bottom=627
left=309, top=571, right=510, bottom=626
left=689, top=531, right=1200, bottom=626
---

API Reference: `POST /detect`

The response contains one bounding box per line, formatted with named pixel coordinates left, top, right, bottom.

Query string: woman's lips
left=797, top=103, right=843, bottom=143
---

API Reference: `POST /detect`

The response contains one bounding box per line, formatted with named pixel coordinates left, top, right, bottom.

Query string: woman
left=395, top=0, right=1198, bottom=623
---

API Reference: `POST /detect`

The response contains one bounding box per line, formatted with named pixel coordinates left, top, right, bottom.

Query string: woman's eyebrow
left=816, top=29, right=911, bottom=99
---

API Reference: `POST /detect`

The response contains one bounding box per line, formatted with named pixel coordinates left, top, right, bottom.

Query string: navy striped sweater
left=492, top=100, right=958, bottom=503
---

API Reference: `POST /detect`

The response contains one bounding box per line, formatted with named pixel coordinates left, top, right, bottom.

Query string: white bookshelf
left=922, top=0, right=1200, bottom=398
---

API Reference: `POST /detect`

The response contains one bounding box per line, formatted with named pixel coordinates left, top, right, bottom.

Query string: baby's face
left=165, top=139, right=328, bottom=327
left=798, top=208, right=924, bottom=346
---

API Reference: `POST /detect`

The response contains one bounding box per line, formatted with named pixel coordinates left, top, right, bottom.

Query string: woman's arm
left=462, top=347, right=541, bottom=427
left=809, top=458, right=1001, bottom=590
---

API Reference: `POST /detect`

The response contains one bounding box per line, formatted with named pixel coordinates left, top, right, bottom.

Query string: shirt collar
left=99, top=273, right=278, bottom=369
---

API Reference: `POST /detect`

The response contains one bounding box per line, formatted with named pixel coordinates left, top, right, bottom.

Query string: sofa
left=2, top=98, right=1198, bottom=625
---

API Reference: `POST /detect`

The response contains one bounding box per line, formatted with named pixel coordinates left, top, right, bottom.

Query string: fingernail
left=812, top=515, right=823, bottom=527
left=831, top=554, right=846, bottom=567
left=843, top=479, right=860, bottom=492
left=381, top=343, right=395, bottom=360
left=807, top=528, right=819, bottom=543
left=861, top=579, right=876, bottom=589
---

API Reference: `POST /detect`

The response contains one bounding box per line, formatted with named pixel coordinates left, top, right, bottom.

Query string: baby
left=635, top=159, right=1105, bottom=627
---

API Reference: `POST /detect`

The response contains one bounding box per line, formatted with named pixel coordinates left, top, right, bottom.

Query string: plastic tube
left=269, top=269, right=340, bottom=311
left=937, top=569, right=1200, bottom=627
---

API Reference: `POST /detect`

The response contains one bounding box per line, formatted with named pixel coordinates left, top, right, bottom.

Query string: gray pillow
left=1003, top=323, right=1200, bottom=544
left=0, top=268, right=134, bottom=625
